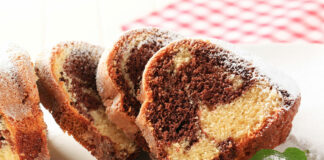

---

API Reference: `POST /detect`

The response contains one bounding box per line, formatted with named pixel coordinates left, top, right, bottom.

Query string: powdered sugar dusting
left=0, top=43, right=26, bottom=73
left=256, top=60, right=300, bottom=98
left=36, top=41, right=104, bottom=85
left=0, top=43, right=36, bottom=120
left=55, top=41, right=104, bottom=61
left=124, top=27, right=183, bottom=50
left=65, top=41, right=104, bottom=66
left=194, top=38, right=300, bottom=105
left=227, top=44, right=301, bottom=99
left=2, top=104, right=32, bottom=120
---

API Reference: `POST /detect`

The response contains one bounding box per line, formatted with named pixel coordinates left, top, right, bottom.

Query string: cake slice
left=136, top=39, right=301, bottom=160
left=35, top=41, right=139, bottom=159
left=96, top=28, right=181, bottom=146
left=0, top=44, right=50, bottom=160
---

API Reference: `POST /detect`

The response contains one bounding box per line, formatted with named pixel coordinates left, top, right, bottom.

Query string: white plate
left=43, top=43, right=324, bottom=160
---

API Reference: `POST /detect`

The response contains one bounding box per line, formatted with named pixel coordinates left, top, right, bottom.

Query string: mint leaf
left=283, top=147, right=307, bottom=160
left=250, top=147, right=307, bottom=160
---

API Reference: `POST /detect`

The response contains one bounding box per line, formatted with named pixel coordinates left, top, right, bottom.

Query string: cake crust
left=136, top=39, right=301, bottom=160
left=35, top=41, right=139, bottom=160
left=0, top=44, right=50, bottom=160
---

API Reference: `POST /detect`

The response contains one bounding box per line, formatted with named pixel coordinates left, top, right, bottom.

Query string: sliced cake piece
left=35, top=41, right=139, bottom=160
left=96, top=28, right=182, bottom=146
left=136, top=39, right=301, bottom=160
left=0, top=44, right=50, bottom=160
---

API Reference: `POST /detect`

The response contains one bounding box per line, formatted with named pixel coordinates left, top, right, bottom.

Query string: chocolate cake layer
left=112, top=29, right=181, bottom=117
left=61, top=50, right=102, bottom=119
left=145, top=40, right=255, bottom=151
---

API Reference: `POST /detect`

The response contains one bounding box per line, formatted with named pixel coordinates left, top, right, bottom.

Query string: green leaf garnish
left=250, top=147, right=307, bottom=160
left=282, top=148, right=307, bottom=160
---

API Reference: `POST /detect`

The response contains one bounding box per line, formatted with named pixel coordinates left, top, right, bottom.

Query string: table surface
left=0, top=1, right=323, bottom=159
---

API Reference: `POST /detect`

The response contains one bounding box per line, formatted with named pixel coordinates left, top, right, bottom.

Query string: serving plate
left=43, top=44, right=324, bottom=160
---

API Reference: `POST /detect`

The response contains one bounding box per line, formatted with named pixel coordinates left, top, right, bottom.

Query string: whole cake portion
left=97, top=28, right=181, bottom=145
left=35, top=41, right=139, bottom=160
left=0, top=44, right=50, bottom=160
left=136, top=39, right=301, bottom=160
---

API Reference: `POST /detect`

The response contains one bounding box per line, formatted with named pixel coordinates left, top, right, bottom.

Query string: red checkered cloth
left=122, top=0, right=324, bottom=43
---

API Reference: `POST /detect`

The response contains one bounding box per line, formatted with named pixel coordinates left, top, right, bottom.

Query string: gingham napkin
left=122, top=0, right=324, bottom=43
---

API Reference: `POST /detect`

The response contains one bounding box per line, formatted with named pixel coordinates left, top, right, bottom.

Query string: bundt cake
left=136, top=39, right=301, bottom=160
left=0, top=44, right=50, bottom=160
left=35, top=41, right=140, bottom=160
left=96, top=28, right=182, bottom=147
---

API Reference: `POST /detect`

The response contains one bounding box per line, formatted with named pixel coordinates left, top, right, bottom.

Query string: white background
left=0, top=0, right=173, bottom=58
